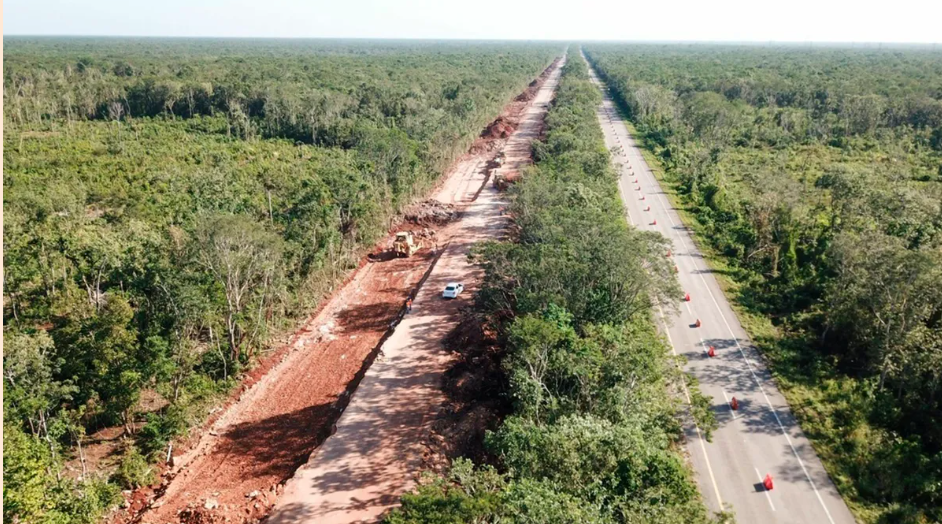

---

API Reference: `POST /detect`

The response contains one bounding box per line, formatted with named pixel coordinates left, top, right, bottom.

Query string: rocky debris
left=404, top=200, right=459, bottom=226
left=204, top=498, right=219, bottom=510
left=317, top=320, right=337, bottom=342
left=468, top=137, right=505, bottom=155
left=178, top=507, right=224, bottom=524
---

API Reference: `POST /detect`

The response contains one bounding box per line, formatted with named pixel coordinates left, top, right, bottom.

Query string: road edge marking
left=586, top=53, right=838, bottom=524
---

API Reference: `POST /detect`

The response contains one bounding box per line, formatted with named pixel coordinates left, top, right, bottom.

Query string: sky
left=5, top=0, right=942, bottom=44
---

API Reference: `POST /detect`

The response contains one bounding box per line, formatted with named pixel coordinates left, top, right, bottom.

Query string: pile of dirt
left=514, top=79, right=540, bottom=102
left=468, top=137, right=504, bottom=155
left=541, top=58, right=562, bottom=79
left=177, top=507, right=223, bottom=524
left=465, top=58, right=560, bottom=157
left=493, top=170, right=521, bottom=191
left=514, top=91, right=533, bottom=102
left=481, top=116, right=517, bottom=139
left=404, top=200, right=459, bottom=226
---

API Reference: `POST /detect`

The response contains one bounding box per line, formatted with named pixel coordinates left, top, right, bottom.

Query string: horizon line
left=4, top=34, right=941, bottom=46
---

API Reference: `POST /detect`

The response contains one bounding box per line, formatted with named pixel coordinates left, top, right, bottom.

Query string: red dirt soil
left=481, top=116, right=517, bottom=139
left=113, top=57, right=561, bottom=524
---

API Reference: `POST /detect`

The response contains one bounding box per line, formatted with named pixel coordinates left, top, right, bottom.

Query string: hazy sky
left=5, top=0, right=942, bottom=43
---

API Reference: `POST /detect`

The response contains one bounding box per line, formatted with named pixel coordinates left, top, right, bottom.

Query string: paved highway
left=584, top=51, right=858, bottom=524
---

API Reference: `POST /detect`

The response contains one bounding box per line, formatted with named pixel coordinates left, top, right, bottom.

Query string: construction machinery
left=393, top=231, right=421, bottom=257
left=493, top=151, right=506, bottom=167
left=485, top=152, right=505, bottom=176
left=493, top=170, right=521, bottom=191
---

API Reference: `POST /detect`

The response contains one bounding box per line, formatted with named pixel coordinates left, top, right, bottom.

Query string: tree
left=3, top=331, right=76, bottom=441
left=505, top=311, right=577, bottom=419
left=825, top=231, right=942, bottom=389
left=193, top=213, right=284, bottom=363
left=55, top=294, right=145, bottom=431
left=3, top=422, right=56, bottom=523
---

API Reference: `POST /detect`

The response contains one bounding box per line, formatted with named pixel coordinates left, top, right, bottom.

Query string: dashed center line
left=755, top=467, right=777, bottom=512
left=721, top=388, right=738, bottom=420
left=595, top=70, right=838, bottom=524
left=598, top=78, right=726, bottom=514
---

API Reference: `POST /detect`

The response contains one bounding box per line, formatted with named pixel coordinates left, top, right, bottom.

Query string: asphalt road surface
left=584, top=51, right=858, bottom=524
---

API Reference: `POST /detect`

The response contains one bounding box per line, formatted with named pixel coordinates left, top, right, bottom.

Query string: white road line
left=721, top=389, right=738, bottom=420
left=606, top=86, right=838, bottom=524
left=656, top=301, right=724, bottom=511
left=681, top=302, right=710, bottom=355
left=591, top=64, right=844, bottom=521
left=756, top=467, right=777, bottom=512
left=609, top=92, right=723, bottom=510
left=592, top=63, right=840, bottom=523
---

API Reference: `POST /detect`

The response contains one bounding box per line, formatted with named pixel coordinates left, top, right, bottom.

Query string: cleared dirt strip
left=121, top=57, right=563, bottom=524
left=266, top=56, right=565, bottom=524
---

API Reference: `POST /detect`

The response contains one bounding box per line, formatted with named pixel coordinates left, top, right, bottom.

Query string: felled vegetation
left=387, top=56, right=725, bottom=524
left=2, top=37, right=560, bottom=524
left=585, top=44, right=942, bottom=523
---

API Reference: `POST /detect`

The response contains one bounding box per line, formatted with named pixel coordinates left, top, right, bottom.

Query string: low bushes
left=388, top=55, right=722, bottom=524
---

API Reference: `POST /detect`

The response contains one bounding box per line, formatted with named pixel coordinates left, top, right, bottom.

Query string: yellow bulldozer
left=493, top=170, right=521, bottom=191
left=393, top=231, right=422, bottom=257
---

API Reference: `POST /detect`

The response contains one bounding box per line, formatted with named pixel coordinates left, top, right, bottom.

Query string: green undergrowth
left=387, top=53, right=729, bottom=524
left=3, top=39, right=562, bottom=524
left=628, top=121, right=890, bottom=522
left=588, top=44, right=942, bottom=523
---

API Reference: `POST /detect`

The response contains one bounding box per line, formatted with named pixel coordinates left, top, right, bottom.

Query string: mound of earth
left=481, top=116, right=517, bottom=139
left=404, top=200, right=459, bottom=226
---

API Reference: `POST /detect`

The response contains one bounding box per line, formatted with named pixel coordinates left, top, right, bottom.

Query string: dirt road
left=266, top=56, right=565, bottom=524
left=584, top=51, right=856, bottom=524
left=121, top=57, right=563, bottom=524
left=137, top=248, right=439, bottom=524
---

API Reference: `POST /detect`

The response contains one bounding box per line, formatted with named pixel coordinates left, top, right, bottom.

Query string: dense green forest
left=584, top=44, right=942, bottom=523
left=386, top=56, right=725, bottom=524
left=2, top=37, right=560, bottom=524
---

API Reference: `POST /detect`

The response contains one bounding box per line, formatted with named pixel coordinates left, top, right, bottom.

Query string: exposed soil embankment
left=115, top=56, right=563, bottom=524
left=422, top=312, right=508, bottom=474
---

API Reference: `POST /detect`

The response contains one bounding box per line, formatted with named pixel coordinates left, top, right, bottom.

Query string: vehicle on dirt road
left=393, top=231, right=421, bottom=257
left=493, top=170, right=521, bottom=191
left=442, top=283, right=464, bottom=299
left=485, top=151, right=506, bottom=178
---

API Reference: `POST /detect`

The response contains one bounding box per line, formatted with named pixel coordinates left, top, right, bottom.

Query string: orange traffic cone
left=708, top=346, right=716, bottom=357
left=636, top=186, right=641, bottom=191
left=764, top=474, right=774, bottom=491
left=694, top=319, right=702, bottom=328
left=666, top=249, right=672, bottom=257
left=684, top=293, right=691, bottom=302
left=644, top=206, right=651, bottom=211
left=634, top=178, right=639, bottom=183
left=652, top=219, right=657, bottom=225
left=730, top=397, right=739, bottom=410
left=641, top=195, right=646, bottom=200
